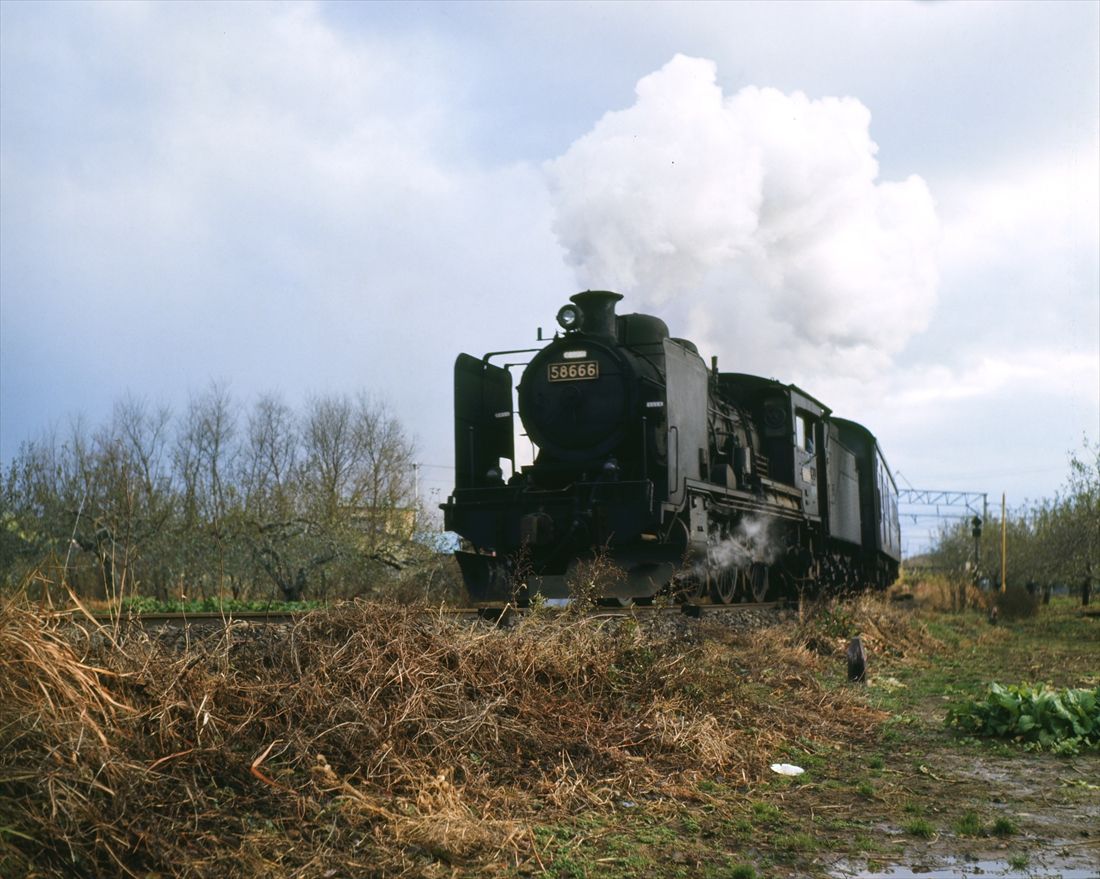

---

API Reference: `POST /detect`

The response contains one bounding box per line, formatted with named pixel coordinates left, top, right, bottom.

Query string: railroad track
left=469, top=600, right=784, bottom=626
left=79, top=601, right=785, bottom=628
left=88, top=610, right=302, bottom=627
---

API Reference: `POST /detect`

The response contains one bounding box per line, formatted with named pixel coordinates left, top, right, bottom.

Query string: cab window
left=795, top=414, right=814, bottom=452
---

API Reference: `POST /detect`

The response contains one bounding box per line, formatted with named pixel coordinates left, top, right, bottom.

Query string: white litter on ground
left=770, top=763, right=805, bottom=776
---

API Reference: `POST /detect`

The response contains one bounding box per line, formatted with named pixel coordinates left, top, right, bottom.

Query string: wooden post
left=847, top=637, right=867, bottom=683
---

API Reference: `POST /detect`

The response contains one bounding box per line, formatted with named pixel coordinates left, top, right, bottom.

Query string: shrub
left=993, top=585, right=1040, bottom=621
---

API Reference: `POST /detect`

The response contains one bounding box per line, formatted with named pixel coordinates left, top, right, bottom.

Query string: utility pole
left=1000, top=492, right=1007, bottom=593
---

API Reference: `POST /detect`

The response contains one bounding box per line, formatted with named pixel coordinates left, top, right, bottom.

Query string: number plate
left=548, top=360, right=599, bottom=382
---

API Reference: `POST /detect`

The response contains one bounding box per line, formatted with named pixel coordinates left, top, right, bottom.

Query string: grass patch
left=953, top=810, right=983, bottom=836
left=991, top=816, right=1018, bottom=837
left=851, top=834, right=878, bottom=853
left=750, top=801, right=784, bottom=823
left=772, top=831, right=819, bottom=852
left=118, top=594, right=325, bottom=614
left=903, top=818, right=936, bottom=839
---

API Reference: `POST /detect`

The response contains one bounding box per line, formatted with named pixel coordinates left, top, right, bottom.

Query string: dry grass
left=902, top=573, right=989, bottom=613
left=790, top=592, right=942, bottom=666
left=1, top=594, right=896, bottom=877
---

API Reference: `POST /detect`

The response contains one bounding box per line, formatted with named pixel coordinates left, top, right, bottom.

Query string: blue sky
left=1, top=0, right=1097, bottom=554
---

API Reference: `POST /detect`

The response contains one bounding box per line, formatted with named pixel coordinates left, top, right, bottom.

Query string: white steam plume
left=545, top=55, right=940, bottom=380
left=707, top=515, right=782, bottom=571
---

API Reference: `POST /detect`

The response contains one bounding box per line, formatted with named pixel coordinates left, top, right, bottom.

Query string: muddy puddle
left=832, top=859, right=1096, bottom=878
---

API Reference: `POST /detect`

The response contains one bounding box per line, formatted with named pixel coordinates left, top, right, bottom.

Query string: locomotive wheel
left=750, top=563, right=769, bottom=602
left=672, top=574, right=706, bottom=603
left=736, top=567, right=752, bottom=601
left=709, top=567, right=737, bottom=604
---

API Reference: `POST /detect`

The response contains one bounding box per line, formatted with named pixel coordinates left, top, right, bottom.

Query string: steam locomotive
left=442, top=291, right=900, bottom=604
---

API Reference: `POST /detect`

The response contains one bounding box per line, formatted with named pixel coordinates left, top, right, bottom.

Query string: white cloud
left=891, top=349, right=1098, bottom=408
left=0, top=0, right=568, bottom=481
left=938, top=143, right=1100, bottom=276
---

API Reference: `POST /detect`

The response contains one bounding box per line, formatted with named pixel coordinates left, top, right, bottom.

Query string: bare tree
left=240, top=393, right=298, bottom=516
left=302, top=394, right=362, bottom=525
left=235, top=393, right=327, bottom=603
left=354, top=395, right=417, bottom=564
left=173, top=383, right=239, bottom=597
left=1, top=428, right=85, bottom=593
left=929, top=440, right=1099, bottom=593
left=2, top=385, right=431, bottom=604
left=110, top=396, right=175, bottom=598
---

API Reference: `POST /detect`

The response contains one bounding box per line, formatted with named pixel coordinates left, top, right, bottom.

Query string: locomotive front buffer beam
left=447, top=478, right=675, bottom=601
left=455, top=544, right=682, bottom=603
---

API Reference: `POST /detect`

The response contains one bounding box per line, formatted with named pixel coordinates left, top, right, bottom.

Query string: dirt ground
left=736, top=600, right=1100, bottom=879
left=819, top=727, right=1099, bottom=878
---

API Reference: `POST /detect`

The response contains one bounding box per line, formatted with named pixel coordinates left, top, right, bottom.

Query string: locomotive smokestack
left=571, top=290, right=623, bottom=341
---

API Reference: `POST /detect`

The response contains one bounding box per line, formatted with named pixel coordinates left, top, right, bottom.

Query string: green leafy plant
left=815, top=602, right=856, bottom=638
left=946, top=683, right=1100, bottom=753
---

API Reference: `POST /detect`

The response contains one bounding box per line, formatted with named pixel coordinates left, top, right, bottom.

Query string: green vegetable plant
left=946, top=683, right=1100, bottom=754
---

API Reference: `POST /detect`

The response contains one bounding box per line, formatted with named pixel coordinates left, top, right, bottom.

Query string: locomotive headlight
left=556, top=304, right=583, bottom=331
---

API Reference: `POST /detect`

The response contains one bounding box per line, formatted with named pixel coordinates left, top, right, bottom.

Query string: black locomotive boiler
left=442, top=291, right=901, bottom=604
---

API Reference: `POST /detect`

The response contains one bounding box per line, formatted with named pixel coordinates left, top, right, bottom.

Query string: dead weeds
left=1, top=596, right=897, bottom=877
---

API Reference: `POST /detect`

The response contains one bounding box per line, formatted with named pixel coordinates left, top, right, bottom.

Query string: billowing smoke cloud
left=545, top=55, right=940, bottom=381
